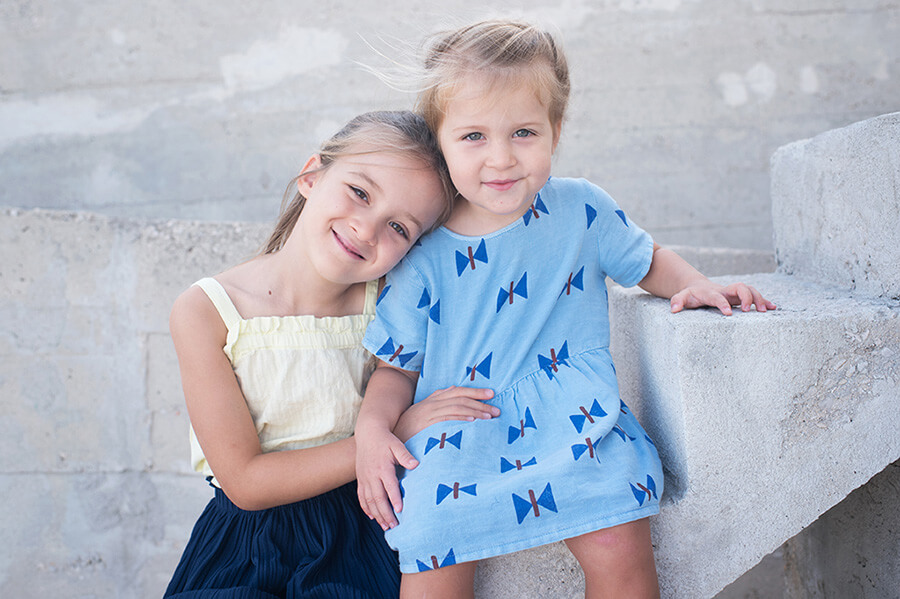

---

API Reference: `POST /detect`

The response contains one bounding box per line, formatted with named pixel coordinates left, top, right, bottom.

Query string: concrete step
left=610, top=274, right=900, bottom=597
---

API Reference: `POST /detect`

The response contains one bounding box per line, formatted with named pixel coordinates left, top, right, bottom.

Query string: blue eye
left=513, top=129, right=534, bottom=138
left=389, top=221, right=408, bottom=239
left=350, top=186, right=368, bottom=202
left=463, top=132, right=484, bottom=141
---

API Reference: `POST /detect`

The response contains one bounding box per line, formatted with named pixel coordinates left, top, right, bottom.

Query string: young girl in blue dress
left=355, top=21, right=776, bottom=598
left=163, top=111, right=500, bottom=599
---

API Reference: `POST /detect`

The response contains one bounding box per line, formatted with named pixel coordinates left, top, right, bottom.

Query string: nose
left=350, top=214, right=376, bottom=246
left=486, top=139, right=516, bottom=169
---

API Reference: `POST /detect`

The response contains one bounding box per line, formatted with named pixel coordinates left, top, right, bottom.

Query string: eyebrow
left=448, top=121, right=547, bottom=133
left=348, top=170, right=384, bottom=195
left=405, top=212, right=425, bottom=234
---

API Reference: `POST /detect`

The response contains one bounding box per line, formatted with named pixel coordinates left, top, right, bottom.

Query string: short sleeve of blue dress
left=363, top=177, right=664, bottom=573
left=364, top=258, right=429, bottom=374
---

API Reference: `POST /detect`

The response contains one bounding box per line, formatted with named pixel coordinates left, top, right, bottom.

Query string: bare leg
left=400, top=561, right=477, bottom=599
left=564, top=518, right=660, bottom=599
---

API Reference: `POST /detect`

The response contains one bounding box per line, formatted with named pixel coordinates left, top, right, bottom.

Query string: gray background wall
left=2, top=1, right=900, bottom=597
left=3, top=0, right=899, bottom=249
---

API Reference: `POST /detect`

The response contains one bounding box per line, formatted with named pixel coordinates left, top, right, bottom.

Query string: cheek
left=446, top=160, right=476, bottom=188
left=379, top=242, right=409, bottom=273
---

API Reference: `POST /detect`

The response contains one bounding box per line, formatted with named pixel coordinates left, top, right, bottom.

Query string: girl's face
left=437, top=75, right=560, bottom=236
left=294, top=150, right=445, bottom=286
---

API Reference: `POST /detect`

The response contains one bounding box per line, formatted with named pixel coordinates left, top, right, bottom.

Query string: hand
left=355, top=427, right=418, bottom=530
left=394, top=386, right=497, bottom=442
left=670, top=281, right=776, bottom=316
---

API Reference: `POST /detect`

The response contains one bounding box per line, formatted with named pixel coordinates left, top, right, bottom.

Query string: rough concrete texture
left=784, top=460, right=900, bottom=599
left=610, top=274, right=900, bottom=598
left=0, top=207, right=268, bottom=597
left=3, top=1, right=900, bottom=249
left=772, top=111, right=900, bottom=299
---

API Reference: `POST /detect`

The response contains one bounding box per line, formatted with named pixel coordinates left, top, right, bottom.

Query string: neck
left=264, top=248, right=362, bottom=317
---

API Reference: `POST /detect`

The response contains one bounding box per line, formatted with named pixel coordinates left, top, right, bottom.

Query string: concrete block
left=609, top=273, right=900, bottom=597
left=4, top=3, right=900, bottom=249
left=143, top=332, right=193, bottom=474
left=664, top=245, right=775, bottom=277
left=0, top=472, right=211, bottom=599
left=131, top=218, right=269, bottom=330
left=783, top=460, right=900, bottom=599
left=771, top=112, right=900, bottom=299
left=0, top=208, right=268, bottom=474
left=476, top=542, right=585, bottom=599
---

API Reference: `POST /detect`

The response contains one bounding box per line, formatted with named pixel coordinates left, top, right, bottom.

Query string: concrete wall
left=3, top=0, right=899, bottom=249
left=0, top=209, right=270, bottom=597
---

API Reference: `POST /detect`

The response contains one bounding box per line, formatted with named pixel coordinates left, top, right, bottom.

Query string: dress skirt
left=164, top=481, right=400, bottom=599
left=385, top=350, right=663, bottom=573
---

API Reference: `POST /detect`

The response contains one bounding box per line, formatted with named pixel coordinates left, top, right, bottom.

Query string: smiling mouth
left=484, top=179, right=518, bottom=191
left=333, top=230, right=365, bottom=260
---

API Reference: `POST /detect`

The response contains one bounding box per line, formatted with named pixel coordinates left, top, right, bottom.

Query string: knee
left=567, top=519, right=654, bottom=566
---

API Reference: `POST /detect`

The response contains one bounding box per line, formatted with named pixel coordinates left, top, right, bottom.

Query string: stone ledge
left=771, top=111, right=900, bottom=299
left=610, top=273, right=900, bottom=597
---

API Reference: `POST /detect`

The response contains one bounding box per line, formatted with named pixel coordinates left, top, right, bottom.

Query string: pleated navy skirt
left=164, top=481, right=400, bottom=599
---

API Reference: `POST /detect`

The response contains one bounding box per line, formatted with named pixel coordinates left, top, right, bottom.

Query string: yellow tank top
left=188, top=277, right=378, bottom=486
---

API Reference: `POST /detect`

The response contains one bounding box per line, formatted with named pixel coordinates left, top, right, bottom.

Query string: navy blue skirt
left=164, top=481, right=400, bottom=599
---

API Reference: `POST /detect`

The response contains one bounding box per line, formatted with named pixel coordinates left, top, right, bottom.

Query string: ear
left=296, top=154, right=322, bottom=196
left=551, top=121, right=563, bottom=153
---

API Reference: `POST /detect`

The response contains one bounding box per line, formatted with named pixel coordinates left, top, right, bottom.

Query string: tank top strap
left=363, top=279, right=380, bottom=316
left=193, top=277, right=243, bottom=329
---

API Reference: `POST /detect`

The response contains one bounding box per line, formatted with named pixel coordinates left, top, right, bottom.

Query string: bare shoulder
left=169, top=283, right=227, bottom=350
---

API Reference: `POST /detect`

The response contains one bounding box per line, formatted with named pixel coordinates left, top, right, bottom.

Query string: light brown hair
left=416, top=20, right=571, bottom=135
left=262, top=110, right=455, bottom=254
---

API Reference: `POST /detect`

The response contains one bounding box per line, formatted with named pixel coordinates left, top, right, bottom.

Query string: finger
left=391, top=439, right=419, bottom=471
left=747, top=286, right=768, bottom=312
left=712, top=292, right=733, bottom=316
left=449, top=394, right=499, bottom=418
left=364, top=489, right=397, bottom=530
left=734, top=285, right=753, bottom=311
left=358, top=486, right=374, bottom=520
left=441, top=386, right=494, bottom=401
left=670, top=291, right=686, bottom=313
left=384, top=475, right=404, bottom=521
left=433, top=399, right=500, bottom=421
left=753, top=287, right=777, bottom=311
left=432, top=388, right=498, bottom=417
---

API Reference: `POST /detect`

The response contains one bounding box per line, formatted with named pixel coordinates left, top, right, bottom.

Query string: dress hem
left=396, top=502, right=660, bottom=573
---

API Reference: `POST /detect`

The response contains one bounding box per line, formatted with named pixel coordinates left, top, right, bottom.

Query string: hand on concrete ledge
left=669, top=280, right=776, bottom=315
left=639, top=244, right=777, bottom=315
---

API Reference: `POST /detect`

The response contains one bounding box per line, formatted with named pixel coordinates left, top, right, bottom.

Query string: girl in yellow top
left=164, top=111, right=497, bottom=599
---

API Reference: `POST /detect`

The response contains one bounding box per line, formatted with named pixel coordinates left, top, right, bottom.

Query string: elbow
left=217, top=481, right=256, bottom=511
left=216, top=474, right=271, bottom=511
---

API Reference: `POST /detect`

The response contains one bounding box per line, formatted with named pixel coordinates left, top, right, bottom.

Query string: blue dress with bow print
left=363, top=177, right=664, bottom=573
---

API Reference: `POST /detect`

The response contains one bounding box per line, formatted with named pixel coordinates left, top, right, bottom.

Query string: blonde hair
left=262, top=110, right=455, bottom=254
left=416, top=19, right=570, bottom=134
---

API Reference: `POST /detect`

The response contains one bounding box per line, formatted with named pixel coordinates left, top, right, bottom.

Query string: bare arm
left=354, top=363, right=419, bottom=529
left=638, top=244, right=775, bottom=315
left=171, top=286, right=357, bottom=511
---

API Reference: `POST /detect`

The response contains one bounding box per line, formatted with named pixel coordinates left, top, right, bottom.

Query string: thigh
left=400, top=561, right=477, bottom=599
